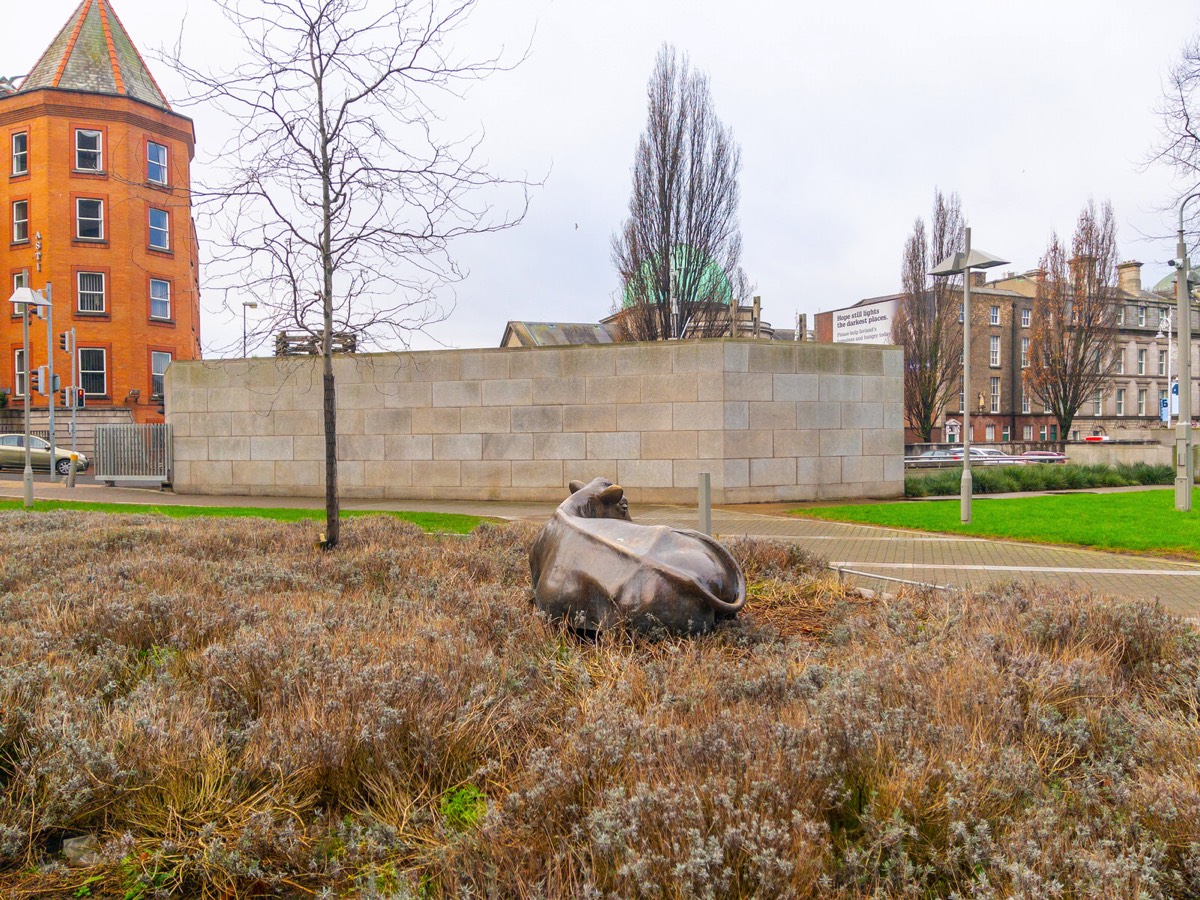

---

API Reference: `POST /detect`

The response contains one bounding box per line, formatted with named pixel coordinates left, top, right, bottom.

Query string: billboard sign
left=831, top=298, right=897, bottom=344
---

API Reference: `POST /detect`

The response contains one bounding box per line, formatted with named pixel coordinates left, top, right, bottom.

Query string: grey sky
left=4, top=0, right=1199, bottom=354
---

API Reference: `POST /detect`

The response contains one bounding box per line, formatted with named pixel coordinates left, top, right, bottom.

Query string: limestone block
left=842, top=344, right=884, bottom=375
left=338, top=434, right=385, bottom=461
left=512, top=405, right=563, bottom=433
left=672, top=460, right=723, bottom=490
left=483, top=433, right=533, bottom=460
left=460, top=351, right=511, bottom=381
left=723, top=458, right=750, bottom=489
left=882, top=349, right=903, bottom=378
left=877, top=375, right=903, bottom=400
left=534, top=432, right=586, bottom=460
left=673, top=341, right=724, bottom=374
left=232, top=411, right=275, bottom=437
left=816, top=456, right=842, bottom=485
left=672, top=401, right=722, bottom=431
left=697, top=373, right=723, bottom=402
left=169, top=389, right=207, bottom=414
left=640, top=373, right=698, bottom=403
left=276, top=460, right=320, bottom=486
left=191, top=412, right=233, bottom=438
left=724, top=429, right=773, bottom=459
left=883, top=402, right=905, bottom=430
left=272, top=410, right=323, bottom=436
left=461, top=406, right=511, bottom=434
left=610, top=344, right=675, bottom=376
left=509, top=348, right=564, bottom=379
left=617, top=459, right=673, bottom=488
left=169, top=414, right=191, bottom=437
left=482, top=379, right=533, bottom=407
left=191, top=460, right=234, bottom=486
left=385, top=434, right=433, bottom=460
left=339, top=382, right=387, bottom=411
left=337, top=460, right=366, bottom=487
left=382, top=382, right=433, bottom=409
left=209, top=436, right=251, bottom=461
left=433, top=380, right=482, bottom=408
left=749, top=401, right=797, bottom=431
left=252, top=435, right=295, bottom=461
left=698, top=431, right=724, bottom=459
left=532, top=376, right=585, bottom=406
left=339, top=409, right=365, bottom=437
left=819, top=374, right=863, bottom=403
left=843, top=403, right=883, bottom=429
left=174, top=436, right=209, bottom=461
left=585, top=375, right=642, bottom=405
left=842, top=456, right=884, bottom=484
left=368, top=409, right=413, bottom=435
left=723, top=372, right=773, bottom=402
left=863, top=428, right=902, bottom=457
left=641, top=431, right=698, bottom=460
left=410, top=354, right=462, bottom=383
left=723, top=341, right=749, bottom=373
left=235, top=460, right=275, bottom=487
left=620, top=402, right=674, bottom=432
left=294, top=435, right=326, bottom=461
left=561, top=404, right=614, bottom=433
left=884, top=455, right=904, bottom=484
left=773, top=373, right=818, bottom=402
left=751, top=457, right=797, bottom=486
left=561, top=346, right=615, bottom=378
left=819, top=430, right=863, bottom=457
left=433, top=434, right=483, bottom=460
left=796, top=456, right=822, bottom=485
left=748, top=344, right=796, bottom=375
left=795, top=401, right=842, bottom=430
left=370, top=460, right=413, bottom=487
left=587, top=432, right=641, bottom=460
left=512, top=459, right=563, bottom=487
left=565, top=459, right=617, bottom=486
left=411, top=407, right=461, bottom=434
left=460, top=460, right=511, bottom=488
left=248, top=386, right=289, bottom=415
left=412, top=460, right=462, bottom=486
left=774, top=429, right=820, bottom=459
left=288, top=380, right=325, bottom=411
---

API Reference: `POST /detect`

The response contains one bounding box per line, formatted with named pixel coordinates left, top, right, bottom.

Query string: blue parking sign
left=1162, top=397, right=1170, bottom=423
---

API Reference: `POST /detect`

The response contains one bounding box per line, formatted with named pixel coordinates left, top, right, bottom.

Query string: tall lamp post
left=8, top=286, right=52, bottom=509
left=1172, top=193, right=1200, bottom=512
left=242, top=300, right=258, bottom=357
left=930, top=227, right=1008, bottom=524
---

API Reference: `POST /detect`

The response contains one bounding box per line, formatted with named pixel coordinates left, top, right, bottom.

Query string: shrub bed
left=906, top=461, right=1174, bottom=497
left=1, top=512, right=1197, bottom=897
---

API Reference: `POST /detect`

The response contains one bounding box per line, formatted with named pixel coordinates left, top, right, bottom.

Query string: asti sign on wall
left=831, top=298, right=896, bottom=344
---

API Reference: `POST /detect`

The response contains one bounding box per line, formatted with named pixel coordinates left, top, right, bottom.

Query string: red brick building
left=0, top=0, right=199, bottom=423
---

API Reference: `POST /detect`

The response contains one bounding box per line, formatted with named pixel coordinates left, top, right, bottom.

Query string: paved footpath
left=2, top=477, right=1198, bottom=620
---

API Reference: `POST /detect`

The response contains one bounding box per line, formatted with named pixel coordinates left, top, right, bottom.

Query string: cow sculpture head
left=566, top=478, right=631, bottom=521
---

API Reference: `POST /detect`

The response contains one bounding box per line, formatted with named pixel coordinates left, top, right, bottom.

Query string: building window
left=12, top=199, right=28, bottom=243
left=1159, top=350, right=1168, bottom=376
left=13, top=349, right=26, bottom=397
left=1044, top=401, right=1052, bottom=414
left=79, top=348, right=107, bottom=396
left=1117, top=306, right=1125, bottom=326
left=1093, top=389, right=1102, bottom=416
left=1039, top=425, right=1048, bottom=441
left=147, top=141, right=168, bottom=185
left=1050, top=425, right=1058, bottom=441
left=148, top=207, right=170, bottom=250
left=1023, top=425, right=1033, bottom=440
left=985, top=424, right=995, bottom=441
left=990, top=377, right=1000, bottom=413
left=1002, top=425, right=1011, bottom=441
left=76, top=198, right=104, bottom=240
left=75, top=129, right=102, bottom=171
left=1117, top=351, right=1124, bottom=375
left=1116, top=389, right=1125, bottom=416
left=1021, top=336, right=1030, bottom=368
left=11, top=132, right=27, bottom=176
left=1137, top=348, right=1147, bottom=375
left=1138, top=389, right=1147, bottom=417
left=990, top=305, right=1000, bottom=325
left=151, top=351, right=172, bottom=398
left=1021, top=308, right=1031, bottom=328
left=989, top=335, right=1000, bottom=367
left=150, top=278, right=171, bottom=319
left=1022, top=390, right=1031, bottom=414
left=77, top=271, right=105, bottom=313
left=13, top=270, right=27, bottom=292
left=1138, top=306, right=1146, bottom=327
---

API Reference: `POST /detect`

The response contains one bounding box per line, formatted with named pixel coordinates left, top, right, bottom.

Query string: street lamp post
left=8, top=287, right=52, bottom=509
left=931, top=228, right=1008, bottom=524
left=242, top=300, right=258, bottom=357
left=1156, top=307, right=1175, bottom=427
left=1173, top=193, right=1200, bottom=512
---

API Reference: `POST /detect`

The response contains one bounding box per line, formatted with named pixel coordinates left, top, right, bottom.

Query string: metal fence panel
left=94, top=424, right=173, bottom=483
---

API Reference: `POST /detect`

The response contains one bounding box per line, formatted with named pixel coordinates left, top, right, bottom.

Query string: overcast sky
left=5, top=0, right=1200, bottom=355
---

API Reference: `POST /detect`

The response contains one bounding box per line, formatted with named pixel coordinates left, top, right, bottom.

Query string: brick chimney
left=969, top=271, right=986, bottom=287
left=1116, top=260, right=1143, bottom=294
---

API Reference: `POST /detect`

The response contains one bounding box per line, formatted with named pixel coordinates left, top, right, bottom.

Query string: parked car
left=1020, top=450, right=1068, bottom=464
left=0, top=433, right=90, bottom=474
left=947, top=447, right=1013, bottom=464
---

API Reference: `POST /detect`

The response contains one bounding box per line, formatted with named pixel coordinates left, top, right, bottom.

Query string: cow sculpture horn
left=568, top=480, right=586, bottom=493
left=597, top=484, right=624, bottom=504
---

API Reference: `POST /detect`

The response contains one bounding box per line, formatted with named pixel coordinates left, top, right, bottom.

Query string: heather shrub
left=0, top=510, right=1197, bottom=897
left=906, top=461, right=1174, bottom=497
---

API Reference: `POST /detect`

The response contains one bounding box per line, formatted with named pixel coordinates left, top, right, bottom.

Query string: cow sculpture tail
left=685, top=529, right=748, bottom=616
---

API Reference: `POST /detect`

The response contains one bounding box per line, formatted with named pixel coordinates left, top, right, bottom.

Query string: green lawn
left=793, top=488, right=1200, bottom=560
left=0, top=499, right=488, bottom=534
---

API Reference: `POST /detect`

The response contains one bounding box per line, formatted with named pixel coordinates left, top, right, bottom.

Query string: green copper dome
left=622, top=244, right=734, bottom=309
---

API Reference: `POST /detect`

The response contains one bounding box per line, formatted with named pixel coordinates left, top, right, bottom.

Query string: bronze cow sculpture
left=529, top=477, right=747, bottom=635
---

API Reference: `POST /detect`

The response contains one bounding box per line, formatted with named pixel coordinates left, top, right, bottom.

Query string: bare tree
left=1155, top=33, right=1200, bottom=229
left=167, top=0, right=528, bottom=548
left=1025, top=201, right=1121, bottom=439
left=611, top=45, right=744, bottom=341
left=891, top=190, right=965, bottom=443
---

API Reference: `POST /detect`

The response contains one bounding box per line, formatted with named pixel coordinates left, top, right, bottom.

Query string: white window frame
left=12, top=271, right=27, bottom=293
left=1117, top=306, right=1125, bottom=326
left=151, top=351, right=172, bottom=398
left=1159, top=350, right=1168, bottom=376
left=11, top=131, right=27, bottom=176
left=1117, top=351, right=1125, bottom=375
left=1138, top=306, right=1147, bottom=327
left=1116, top=388, right=1125, bottom=416
left=1021, top=308, right=1031, bottom=328
left=1023, top=425, right=1033, bottom=441
left=13, top=348, right=26, bottom=397
left=1093, top=390, right=1102, bottom=416
left=985, top=424, right=995, bottom=441
left=77, top=271, right=105, bottom=313
left=1021, top=390, right=1031, bottom=414
left=78, top=347, right=107, bottom=396
left=147, top=141, right=168, bottom=185
left=990, top=377, right=1000, bottom=414
left=76, top=198, right=104, bottom=240
left=990, top=305, right=1000, bottom=325
left=989, top=335, right=1000, bottom=367
left=150, top=278, right=171, bottom=320
left=1021, top=336, right=1030, bottom=368
left=1138, top=389, right=1147, bottom=417
left=12, top=199, right=28, bottom=242
left=75, top=128, right=102, bottom=172
left=148, top=207, right=170, bottom=250
left=1137, top=349, right=1147, bottom=375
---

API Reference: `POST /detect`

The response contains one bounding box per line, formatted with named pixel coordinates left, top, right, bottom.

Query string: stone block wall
left=167, top=339, right=903, bottom=503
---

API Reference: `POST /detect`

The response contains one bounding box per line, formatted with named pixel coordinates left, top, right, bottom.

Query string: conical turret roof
left=20, top=0, right=170, bottom=110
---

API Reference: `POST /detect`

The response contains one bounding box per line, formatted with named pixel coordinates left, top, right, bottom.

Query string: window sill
left=73, top=238, right=108, bottom=247
left=148, top=317, right=175, bottom=326
left=147, top=246, right=173, bottom=257
left=74, top=310, right=109, bottom=320
left=9, top=172, right=28, bottom=182
left=72, top=169, right=107, bottom=178
left=10, top=239, right=29, bottom=248
left=145, top=180, right=170, bottom=190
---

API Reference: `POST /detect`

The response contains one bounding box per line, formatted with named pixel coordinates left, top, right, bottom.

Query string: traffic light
left=58, top=331, right=72, bottom=352
left=49, top=373, right=60, bottom=393
left=76, top=387, right=86, bottom=409
left=30, top=366, right=44, bottom=395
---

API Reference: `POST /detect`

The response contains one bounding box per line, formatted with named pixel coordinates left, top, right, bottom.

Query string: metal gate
left=94, top=423, right=173, bottom=484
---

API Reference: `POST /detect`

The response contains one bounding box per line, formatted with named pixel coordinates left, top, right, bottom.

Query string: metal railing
left=94, top=423, right=173, bottom=483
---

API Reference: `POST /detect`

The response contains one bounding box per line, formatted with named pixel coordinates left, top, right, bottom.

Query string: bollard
left=698, top=471, right=712, bottom=535
left=67, top=454, right=78, bottom=488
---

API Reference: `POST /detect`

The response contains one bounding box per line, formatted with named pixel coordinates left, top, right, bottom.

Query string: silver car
left=0, top=434, right=90, bottom=474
